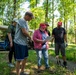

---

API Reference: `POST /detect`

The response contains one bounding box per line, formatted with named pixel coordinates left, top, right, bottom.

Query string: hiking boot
left=37, top=66, right=42, bottom=73
left=57, top=60, right=61, bottom=65
left=63, top=61, right=67, bottom=68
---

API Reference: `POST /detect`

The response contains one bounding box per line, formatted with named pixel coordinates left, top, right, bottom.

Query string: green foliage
left=68, top=25, right=75, bottom=43
left=29, top=7, right=45, bottom=30
left=0, top=0, right=26, bottom=25
left=0, top=0, right=76, bottom=43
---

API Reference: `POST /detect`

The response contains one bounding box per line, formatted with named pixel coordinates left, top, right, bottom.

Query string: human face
left=13, top=22, right=17, bottom=26
left=46, top=25, right=49, bottom=29
left=24, top=15, right=33, bottom=21
left=57, top=24, right=62, bottom=28
left=40, top=27, right=46, bottom=31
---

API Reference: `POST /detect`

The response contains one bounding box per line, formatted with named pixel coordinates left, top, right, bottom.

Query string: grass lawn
left=0, top=45, right=76, bottom=75
left=49, top=44, right=76, bottom=62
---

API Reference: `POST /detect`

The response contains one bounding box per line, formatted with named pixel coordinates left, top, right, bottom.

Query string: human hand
left=42, top=40, right=47, bottom=43
left=10, top=42, right=13, bottom=47
left=41, top=40, right=46, bottom=46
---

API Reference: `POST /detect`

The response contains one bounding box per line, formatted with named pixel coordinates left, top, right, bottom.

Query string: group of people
left=7, top=11, right=68, bottom=75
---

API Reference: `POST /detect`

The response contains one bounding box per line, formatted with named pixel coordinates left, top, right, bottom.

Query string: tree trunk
left=13, top=0, right=16, bottom=18
left=62, top=1, right=66, bottom=28
left=65, top=21, right=68, bottom=30
left=63, top=3, right=65, bottom=28
left=36, top=0, right=37, bottom=7
left=52, top=0, right=54, bottom=30
left=73, top=0, right=76, bottom=43
left=74, top=15, right=76, bottom=43
left=45, top=0, right=48, bottom=22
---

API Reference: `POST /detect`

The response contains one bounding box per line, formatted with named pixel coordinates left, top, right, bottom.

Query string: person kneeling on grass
left=33, top=23, right=50, bottom=73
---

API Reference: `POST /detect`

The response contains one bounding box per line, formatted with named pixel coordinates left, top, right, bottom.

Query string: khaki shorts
left=55, top=43, right=65, bottom=56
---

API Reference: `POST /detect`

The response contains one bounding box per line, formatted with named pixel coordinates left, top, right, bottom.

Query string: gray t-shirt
left=14, top=18, right=29, bottom=45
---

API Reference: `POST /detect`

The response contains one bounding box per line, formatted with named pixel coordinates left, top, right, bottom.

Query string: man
left=52, top=21, right=67, bottom=68
left=33, top=23, right=50, bottom=73
left=14, top=11, right=34, bottom=75
left=7, top=18, right=17, bottom=67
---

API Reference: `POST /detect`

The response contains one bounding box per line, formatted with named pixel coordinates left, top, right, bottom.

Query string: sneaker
left=63, top=61, right=67, bottom=68
left=8, top=63, right=14, bottom=68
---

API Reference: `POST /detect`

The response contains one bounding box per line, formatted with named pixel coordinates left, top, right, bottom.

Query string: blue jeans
left=36, top=49, right=49, bottom=68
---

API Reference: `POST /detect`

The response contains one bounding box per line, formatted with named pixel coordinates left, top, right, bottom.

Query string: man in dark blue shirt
left=52, top=21, right=67, bottom=68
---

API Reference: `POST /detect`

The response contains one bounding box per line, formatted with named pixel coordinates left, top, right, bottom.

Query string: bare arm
left=35, top=39, right=46, bottom=43
left=7, top=33, right=13, bottom=47
left=21, top=28, right=31, bottom=39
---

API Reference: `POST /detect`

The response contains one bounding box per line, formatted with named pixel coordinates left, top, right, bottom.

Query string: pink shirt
left=33, top=29, right=49, bottom=50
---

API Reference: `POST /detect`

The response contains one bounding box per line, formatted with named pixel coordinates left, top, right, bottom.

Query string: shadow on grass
left=0, top=50, right=76, bottom=75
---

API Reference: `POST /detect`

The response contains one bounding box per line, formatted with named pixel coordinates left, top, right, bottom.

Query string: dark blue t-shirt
left=52, top=27, right=66, bottom=43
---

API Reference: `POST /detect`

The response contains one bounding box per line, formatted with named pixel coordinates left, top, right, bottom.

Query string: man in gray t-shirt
left=14, top=18, right=29, bottom=46
left=14, top=11, right=34, bottom=75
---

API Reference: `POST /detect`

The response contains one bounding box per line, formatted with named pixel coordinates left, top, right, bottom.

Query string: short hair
left=25, top=11, right=34, bottom=18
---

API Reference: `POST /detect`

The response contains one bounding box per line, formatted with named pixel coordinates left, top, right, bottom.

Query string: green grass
left=49, top=44, right=76, bottom=62
left=0, top=48, right=76, bottom=75
left=0, top=53, right=11, bottom=75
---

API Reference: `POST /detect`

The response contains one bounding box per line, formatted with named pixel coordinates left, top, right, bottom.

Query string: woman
left=33, top=23, right=50, bottom=72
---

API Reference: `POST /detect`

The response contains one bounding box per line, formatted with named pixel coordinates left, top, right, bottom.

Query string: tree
left=45, top=0, right=48, bottom=22
left=51, top=0, right=54, bottom=30
left=73, top=0, right=76, bottom=43
left=13, top=0, right=17, bottom=18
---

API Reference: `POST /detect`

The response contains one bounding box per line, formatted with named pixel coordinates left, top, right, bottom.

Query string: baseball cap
left=57, top=22, right=62, bottom=26
left=40, top=23, right=46, bottom=29
left=25, top=11, right=34, bottom=18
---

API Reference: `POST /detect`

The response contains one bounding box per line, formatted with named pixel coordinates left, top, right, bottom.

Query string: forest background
left=0, top=0, right=76, bottom=44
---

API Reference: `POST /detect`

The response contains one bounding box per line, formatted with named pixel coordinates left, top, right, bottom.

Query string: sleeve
left=33, top=30, right=38, bottom=42
left=7, top=25, right=12, bottom=33
left=18, top=19, right=27, bottom=28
